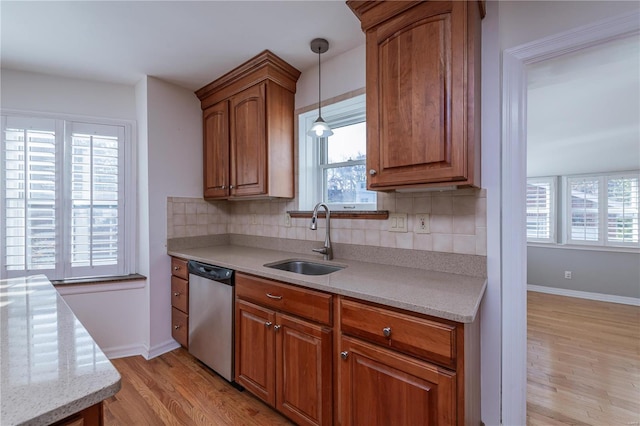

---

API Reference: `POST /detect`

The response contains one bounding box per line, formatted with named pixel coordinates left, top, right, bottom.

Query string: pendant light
left=308, top=38, right=333, bottom=138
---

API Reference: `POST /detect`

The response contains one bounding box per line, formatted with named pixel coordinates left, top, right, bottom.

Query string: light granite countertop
left=0, top=275, right=121, bottom=426
left=168, top=245, right=487, bottom=323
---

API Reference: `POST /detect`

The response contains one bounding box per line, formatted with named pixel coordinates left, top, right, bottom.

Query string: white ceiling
left=527, top=34, right=640, bottom=177
left=0, top=1, right=365, bottom=91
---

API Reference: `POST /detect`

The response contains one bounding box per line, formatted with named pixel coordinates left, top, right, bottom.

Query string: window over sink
left=298, top=93, right=377, bottom=211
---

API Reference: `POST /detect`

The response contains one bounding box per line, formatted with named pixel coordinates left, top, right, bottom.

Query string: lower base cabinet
left=235, top=274, right=333, bottom=426
left=51, top=402, right=103, bottom=426
left=338, top=336, right=456, bottom=426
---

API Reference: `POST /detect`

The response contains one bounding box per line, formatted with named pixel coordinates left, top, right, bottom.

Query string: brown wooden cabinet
left=196, top=51, right=301, bottom=200
left=337, top=297, right=480, bottom=426
left=347, top=0, right=484, bottom=190
left=235, top=273, right=333, bottom=426
left=170, top=257, right=189, bottom=348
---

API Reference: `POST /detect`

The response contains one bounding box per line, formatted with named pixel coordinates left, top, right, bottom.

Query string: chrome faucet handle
left=312, top=247, right=328, bottom=254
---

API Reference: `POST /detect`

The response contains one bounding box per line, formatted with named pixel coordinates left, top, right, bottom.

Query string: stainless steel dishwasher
left=187, top=260, right=235, bottom=382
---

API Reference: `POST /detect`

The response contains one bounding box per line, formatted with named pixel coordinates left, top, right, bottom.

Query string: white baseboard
left=527, top=284, right=640, bottom=306
left=145, top=339, right=181, bottom=360
left=103, top=343, right=148, bottom=360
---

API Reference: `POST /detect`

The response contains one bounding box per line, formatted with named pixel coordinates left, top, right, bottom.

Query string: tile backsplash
left=167, top=188, right=486, bottom=256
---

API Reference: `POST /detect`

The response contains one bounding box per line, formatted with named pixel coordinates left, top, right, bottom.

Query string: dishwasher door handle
left=266, top=293, right=283, bottom=300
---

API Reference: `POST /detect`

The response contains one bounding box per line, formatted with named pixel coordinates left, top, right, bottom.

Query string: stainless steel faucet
left=310, top=202, right=332, bottom=260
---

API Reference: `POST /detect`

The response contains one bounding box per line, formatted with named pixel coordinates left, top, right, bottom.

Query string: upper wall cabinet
left=196, top=51, right=301, bottom=199
left=347, top=1, right=485, bottom=190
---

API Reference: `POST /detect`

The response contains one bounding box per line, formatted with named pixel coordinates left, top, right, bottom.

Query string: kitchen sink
left=264, top=259, right=345, bottom=276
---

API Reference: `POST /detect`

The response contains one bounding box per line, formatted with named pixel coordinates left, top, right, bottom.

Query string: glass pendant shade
left=308, top=116, right=334, bottom=138
left=308, top=38, right=332, bottom=139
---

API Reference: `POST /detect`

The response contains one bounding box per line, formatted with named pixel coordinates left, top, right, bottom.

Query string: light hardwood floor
left=104, top=349, right=292, bottom=425
left=104, top=292, right=640, bottom=425
left=527, top=291, right=640, bottom=425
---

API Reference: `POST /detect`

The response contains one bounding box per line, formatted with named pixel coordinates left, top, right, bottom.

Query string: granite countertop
left=168, top=245, right=487, bottom=323
left=0, top=275, right=121, bottom=426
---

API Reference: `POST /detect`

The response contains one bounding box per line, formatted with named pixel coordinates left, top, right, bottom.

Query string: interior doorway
left=501, top=11, right=639, bottom=425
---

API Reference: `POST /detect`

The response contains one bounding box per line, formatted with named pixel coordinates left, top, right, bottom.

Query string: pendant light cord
left=317, top=48, right=322, bottom=118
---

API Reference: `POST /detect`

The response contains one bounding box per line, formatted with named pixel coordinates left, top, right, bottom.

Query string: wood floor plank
left=527, top=291, right=640, bottom=425
left=105, top=349, right=293, bottom=425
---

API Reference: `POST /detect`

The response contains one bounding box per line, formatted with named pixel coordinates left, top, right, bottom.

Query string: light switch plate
left=388, top=213, right=408, bottom=233
left=415, top=213, right=430, bottom=234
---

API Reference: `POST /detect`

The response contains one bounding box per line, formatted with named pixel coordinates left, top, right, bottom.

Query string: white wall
left=142, top=76, right=202, bottom=356
left=295, top=44, right=366, bottom=109
left=0, top=68, right=137, bottom=120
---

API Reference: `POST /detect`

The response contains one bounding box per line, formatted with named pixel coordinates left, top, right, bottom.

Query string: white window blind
left=1, top=114, right=133, bottom=280
left=566, top=173, right=639, bottom=247
left=526, top=177, right=555, bottom=242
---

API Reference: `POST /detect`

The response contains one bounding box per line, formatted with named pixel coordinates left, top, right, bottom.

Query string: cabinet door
left=235, top=299, right=276, bottom=405
left=230, top=83, right=267, bottom=197
left=203, top=101, right=230, bottom=198
left=366, top=1, right=469, bottom=188
left=275, top=313, right=332, bottom=426
left=338, top=336, right=456, bottom=426
left=203, top=101, right=229, bottom=198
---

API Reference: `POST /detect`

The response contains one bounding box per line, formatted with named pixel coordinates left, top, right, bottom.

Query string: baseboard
left=145, top=339, right=181, bottom=360
left=527, top=284, right=640, bottom=306
left=103, top=343, right=148, bottom=360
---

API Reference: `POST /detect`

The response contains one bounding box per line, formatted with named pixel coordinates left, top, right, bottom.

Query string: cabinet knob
left=229, top=185, right=234, bottom=189
left=173, top=292, right=180, bottom=297
left=221, top=185, right=226, bottom=189
left=382, top=327, right=392, bottom=338
left=274, top=325, right=281, bottom=331
left=340, top=351, right=349, bottom=360
left=174, top=266, right=180, bottom=271
left=174, top=325, right=181, bottom=330
left=369, top=169, right=377, bottom=176
left=265, top=321, right=273, bottom=328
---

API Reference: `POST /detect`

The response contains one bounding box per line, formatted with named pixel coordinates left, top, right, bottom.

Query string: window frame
left=298, top=93, right=376, bottom=211
left=1, top=110, right=137, bottom=281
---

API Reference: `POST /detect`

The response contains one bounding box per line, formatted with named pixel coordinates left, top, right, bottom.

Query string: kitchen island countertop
left=0, top=275, right=121, bottom=426
left=168, top=244, right=486, bottom=323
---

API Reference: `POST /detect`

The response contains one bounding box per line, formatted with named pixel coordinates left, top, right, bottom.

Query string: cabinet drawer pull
left=265, top=321, right=273, bottom=328
left=173, top=292, right=180, bottom=297
left=369, top=169, right=377, bottom=176
left=340, top=351, right=349, bottom=360
left=174, top=266, right=180, bottom=271
left=174, top=325, right=181, bottom=330
left=266, top=293, right=283, bottom=300
left=382, top=327, right=392, bottom=338
left=274, top=325, right=281, bottom=331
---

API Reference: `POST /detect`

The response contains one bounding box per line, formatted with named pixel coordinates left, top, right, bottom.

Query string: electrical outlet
left=251, top=214, right=257, bottom=225
left=284, top=213, right=292, bottom=228
left=415, top=213, right=430, bottom=234
left=564, top=271, right=572, bottom=279
left=388, top=213, right=408, bottom=233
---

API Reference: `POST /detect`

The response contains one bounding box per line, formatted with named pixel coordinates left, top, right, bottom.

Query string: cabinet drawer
left=340, top=298, right=456, bottom=367
left=171, top=257, right=188, bottom=280
left=171, top=276, right=189, bottom=313
left=236, top=273, right=332, bottom=325
left=172, top=307, right=188, bottom=348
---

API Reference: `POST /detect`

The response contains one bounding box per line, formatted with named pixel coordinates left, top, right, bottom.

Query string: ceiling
left=527, top=34, right=640, bottom=177
left=0, top=1, right=365, bottom=91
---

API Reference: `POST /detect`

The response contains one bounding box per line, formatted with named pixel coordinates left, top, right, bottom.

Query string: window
left=1, top=113, right=135, bottom=280
left=298, top=93, right=376, bottom=210
left=566, top=173, right=639, bottom=247
left=526, top=177, right=556, bottom=243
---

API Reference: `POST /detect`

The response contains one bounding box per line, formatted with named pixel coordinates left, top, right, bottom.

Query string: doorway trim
left=501, top=11, right=639, bottom=425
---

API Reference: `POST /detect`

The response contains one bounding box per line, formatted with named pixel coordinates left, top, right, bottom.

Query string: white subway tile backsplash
left=453, top=235, right=476, bottom=255
left=431, top=195, right=453, bottom=215
left=432, top=234, right=453, bottom=252
left=453, top=215, right=476, bottom=235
